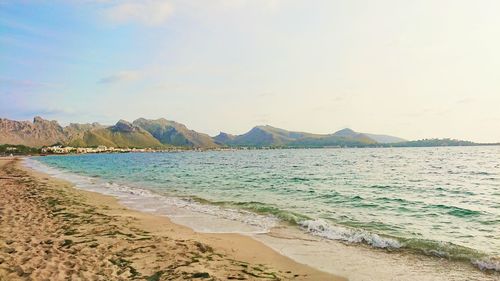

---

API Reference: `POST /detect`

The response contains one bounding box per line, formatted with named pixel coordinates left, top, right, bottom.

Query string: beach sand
left=0, top=158, right=343, bottom=281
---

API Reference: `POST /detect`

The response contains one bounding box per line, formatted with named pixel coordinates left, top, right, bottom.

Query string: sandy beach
left=0, top=157, right=342, bottom=281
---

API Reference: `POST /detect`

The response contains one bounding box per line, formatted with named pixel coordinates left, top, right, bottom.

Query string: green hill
left=68, top=120, right=165, bottom=148
left=132, top=118, right=218, bottom=148
left=215, top=126, right=378, bottom=147
left=213, top=132, right=236, bottom=145
left=288, top=135, right=376, bottom=147
left=227, top=125, right=321, bottom=146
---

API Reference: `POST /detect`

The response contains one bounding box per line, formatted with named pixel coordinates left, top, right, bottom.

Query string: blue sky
left=1, top=0, right=500, bottom=142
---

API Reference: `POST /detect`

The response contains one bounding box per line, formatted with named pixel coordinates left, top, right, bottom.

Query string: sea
left=26, top=146, right=500, bottom=281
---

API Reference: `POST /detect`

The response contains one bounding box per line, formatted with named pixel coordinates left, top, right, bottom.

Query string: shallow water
left=30, top=147, right=500, bottom=276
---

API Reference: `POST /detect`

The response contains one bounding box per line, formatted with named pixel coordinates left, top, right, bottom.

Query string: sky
left=1, top=0, right=500, bottom=142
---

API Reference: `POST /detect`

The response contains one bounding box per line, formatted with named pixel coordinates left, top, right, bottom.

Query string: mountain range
left=212, top=126, right=404, bottom=147
left=0, top=116, right=479, bottom=149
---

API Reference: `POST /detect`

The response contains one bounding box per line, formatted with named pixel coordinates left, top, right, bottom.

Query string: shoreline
left=0, top=157, right=341, bottom=280
left=4, top=143, right=500, bottom=160
left=8, top=155, right=498, bottom=281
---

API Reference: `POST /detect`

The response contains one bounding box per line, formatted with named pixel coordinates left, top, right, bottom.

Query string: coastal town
left=1, top=144, right=293, bottom=157
left=40, top=145, right=181, bottom=154
left=38, top=145, right=243, bottom=155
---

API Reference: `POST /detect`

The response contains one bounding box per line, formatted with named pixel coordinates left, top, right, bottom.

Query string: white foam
left=24, top=158, right=278, bottom=234
left=472, top=258, right=500, bottom=272
left=298, top=219, right=402, bottom=249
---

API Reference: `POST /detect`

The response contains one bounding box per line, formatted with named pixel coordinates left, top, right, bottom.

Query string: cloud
left=103, top=0, right=173, bottom=26
left=0, top=77, right=61, bottom=92
left=97, top=71, right=140, bottom=84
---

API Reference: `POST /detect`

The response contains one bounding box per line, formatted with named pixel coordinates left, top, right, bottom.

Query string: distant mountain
left=0, top=116, right=481, bottom=149
left=219, top=125, right=319, bottom=147
left=0, top=117, right=67, bottom=147
left=132, top=118, right=218, bottom=148
left=287, top=129, right=377, bottom=147
left=214, top=126, right=378, bottom=147
left=0, top=117, right=216, bottom=148
left=332, top=128, right=405, bottom=144
left=213, top=132, right=236, bottom=145
left=332, top=128, right=364, bottom=138
left=65, top=122, right=105, bottom=143
left=331, top=128, right=376, bottom=144
left=288, top=134, right=376, bottom=147
left=68, top=120, right=165, bottom=148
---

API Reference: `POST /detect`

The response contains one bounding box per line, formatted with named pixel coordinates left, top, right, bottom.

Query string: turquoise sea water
left=33, top=147, right=500, bottom=271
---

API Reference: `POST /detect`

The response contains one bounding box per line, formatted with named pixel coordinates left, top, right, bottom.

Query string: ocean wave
left=298, top=219, right=402, bottom=249
left=425, top=204, right=483, bottom=217
left=97, top=183, right=280, bottom=233
left=470, top=171, right=494, bottom=176
left=209, top=201, right=310, bottom=225
left=298, top=219, right=499, bottom=273
left=402, top=238, right=484, bottom=261
left=472, top=258, right=500, bottom=272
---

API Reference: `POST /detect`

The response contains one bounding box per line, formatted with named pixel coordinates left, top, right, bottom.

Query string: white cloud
left=103, top=0, right=173, bottom=26
left=98, top=71, right=140, bottom=84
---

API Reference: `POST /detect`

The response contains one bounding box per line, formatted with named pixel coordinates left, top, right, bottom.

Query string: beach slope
left=0, top=158, right=341, bottom=281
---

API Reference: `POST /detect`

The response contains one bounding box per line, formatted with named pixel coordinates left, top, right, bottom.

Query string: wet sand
left=0, top=157, right=342, bottom=281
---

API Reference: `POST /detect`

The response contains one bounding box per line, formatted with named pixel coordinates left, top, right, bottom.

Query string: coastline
left=0, top=157, right=341, bottom=280
left=6, top=155, right=498, bottom=281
